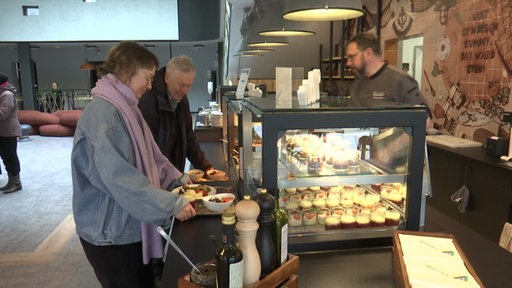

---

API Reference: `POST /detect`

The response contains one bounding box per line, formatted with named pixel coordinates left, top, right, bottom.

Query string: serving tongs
left=157, top=223, right=204, bottom=275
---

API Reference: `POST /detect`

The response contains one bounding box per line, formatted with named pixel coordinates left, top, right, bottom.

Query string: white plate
left=171, top=184, right=216, bottom=201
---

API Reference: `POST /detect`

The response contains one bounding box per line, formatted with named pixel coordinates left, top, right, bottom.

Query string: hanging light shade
left=80, top=62, right=95, bottom=70
left=257, top=1, right=317, bottom=37
left=240, top=47, right=274, bottom=53
left=80, top=45, right=96, bottom=70
left=234, top=51, right=265, bottom=57
left=245, top=28, right=290, bottom=48
left=236, top=31, right=276, bottom=55
left=283, top=0, right=364, bottom=22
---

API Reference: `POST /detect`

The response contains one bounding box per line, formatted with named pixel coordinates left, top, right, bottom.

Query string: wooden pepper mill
left=235, top=194, right=261, bottom=286
left=254, top=188, right=277, bottom=279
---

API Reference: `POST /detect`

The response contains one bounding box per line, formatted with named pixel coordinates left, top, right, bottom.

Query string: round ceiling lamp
left=257, top=1, right=316, bottom=37
left=243, top=25, right=290, bottom=48
left=283, top=0, right=364, bottom=22
left=257, top=1, right=317, bottom=37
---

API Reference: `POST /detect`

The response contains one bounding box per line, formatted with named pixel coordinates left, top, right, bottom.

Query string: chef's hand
left=175, top=203, right=196, bottom=221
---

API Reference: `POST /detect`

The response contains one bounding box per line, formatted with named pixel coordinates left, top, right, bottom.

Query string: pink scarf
left=92, top=73, right=181, bottom=263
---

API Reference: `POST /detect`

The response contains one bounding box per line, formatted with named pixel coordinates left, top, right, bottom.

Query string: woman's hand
left=175, top=203, right=196, bottom=221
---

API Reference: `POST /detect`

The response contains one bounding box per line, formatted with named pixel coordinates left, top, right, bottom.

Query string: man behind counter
left=346, top=31, right=432, bottom=125
left=139, top=55, right=214, bottom=173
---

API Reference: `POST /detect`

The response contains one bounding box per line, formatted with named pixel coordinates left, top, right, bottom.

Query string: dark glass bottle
left=216, top=213, right=243, bottom=288
left=271, top=189, right=288, bottom=267
left=254, top=188, right=276, bottom=278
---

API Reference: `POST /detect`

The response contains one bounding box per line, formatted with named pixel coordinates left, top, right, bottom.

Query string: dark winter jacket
left=138, top=67, right=212, bottom=172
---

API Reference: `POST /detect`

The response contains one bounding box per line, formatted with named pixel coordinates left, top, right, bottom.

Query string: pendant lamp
left=257, top=1, right=317, bottom=37
left=80, top=45, right=96, bottom=70
left=236, top=30, right=276, bottom=55
left=283, top=0, right=364, bottom=22
left=246, top=28, right=290, bottom=48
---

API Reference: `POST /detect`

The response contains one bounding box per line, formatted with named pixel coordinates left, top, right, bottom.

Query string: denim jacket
left=72, top=97, right=188, bottom=246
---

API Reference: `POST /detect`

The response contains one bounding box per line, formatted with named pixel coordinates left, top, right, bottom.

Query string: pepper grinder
left=253, top=188, right=276, bottom=278
left=235, top=195, right=261, bottom=286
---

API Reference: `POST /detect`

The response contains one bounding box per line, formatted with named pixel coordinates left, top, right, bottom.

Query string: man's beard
left=356, top=59, right=366, bottom=76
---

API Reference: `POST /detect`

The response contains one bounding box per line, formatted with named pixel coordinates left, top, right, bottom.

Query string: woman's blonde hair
left=97, top=41, right=159, bottom=83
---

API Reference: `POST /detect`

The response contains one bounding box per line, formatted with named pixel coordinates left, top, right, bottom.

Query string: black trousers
left=79, top=237, right=154, bottom=288
left=0, top=136, right=20, bottom=176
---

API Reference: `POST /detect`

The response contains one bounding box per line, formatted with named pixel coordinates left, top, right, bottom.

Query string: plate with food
left=206, top=169, right=227, bottom=181
left=171, top=184, right=216, bottom=202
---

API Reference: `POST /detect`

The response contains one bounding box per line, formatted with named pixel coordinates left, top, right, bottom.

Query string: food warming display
left=234, top=96, right=427, bottom=250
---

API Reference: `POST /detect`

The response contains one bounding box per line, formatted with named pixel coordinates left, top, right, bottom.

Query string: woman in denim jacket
left=72, top=41, right=196, bottom=288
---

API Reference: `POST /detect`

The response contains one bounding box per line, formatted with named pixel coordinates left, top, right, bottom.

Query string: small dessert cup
left=302, top=209, right=317, bottom=226
left=324, top=216, right=341, bottom=230
left=288, top=210, right=302, bottom=227
left=317, top=208, right=331, bottom=225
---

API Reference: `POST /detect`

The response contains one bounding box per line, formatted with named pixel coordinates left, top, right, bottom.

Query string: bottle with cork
left=270, top=188, right=288, bottom=267
left=215, top=213, right=243, bottom=288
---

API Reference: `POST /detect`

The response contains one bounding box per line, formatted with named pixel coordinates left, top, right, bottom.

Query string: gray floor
left=0, top=135, right=100, bottom=288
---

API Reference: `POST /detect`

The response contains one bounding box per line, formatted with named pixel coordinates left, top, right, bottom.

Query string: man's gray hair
left=166, top=55, right=195, bottom=74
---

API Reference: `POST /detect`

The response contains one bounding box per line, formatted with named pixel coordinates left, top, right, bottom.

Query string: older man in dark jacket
left=138, top=55, right=212, bottom=173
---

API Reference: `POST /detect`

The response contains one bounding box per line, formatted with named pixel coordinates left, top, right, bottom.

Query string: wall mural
left=380, top=0, right=512, bottom=143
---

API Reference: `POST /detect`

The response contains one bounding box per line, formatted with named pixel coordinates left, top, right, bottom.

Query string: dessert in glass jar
left=312, top=197, right=326, bottom=208
left=385, top=210, right=401, bottom=226
left=324, top=216, right=341, bottom=230
left=370, top=211, right=386, bottom=227
left=355, top=213, right=371, bottom=228
left=302, top=209, right=317, bottom=226
left=340, top=214, right=356, bottom=229
left=307, top=152, right=323, bottom=176
left=288, top=210, right=302, bottom=227
left=331, top=206, right=344, bottom=219
left=316, top=208, right=331, bottom=225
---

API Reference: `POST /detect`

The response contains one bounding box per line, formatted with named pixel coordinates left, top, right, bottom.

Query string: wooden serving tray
left=392, top=230, right=484, bottom=288
left=178, top=254, right=299, bottom=288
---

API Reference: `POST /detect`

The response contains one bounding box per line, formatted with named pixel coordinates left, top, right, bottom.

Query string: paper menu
left=398, top=234, right=481, bottom=288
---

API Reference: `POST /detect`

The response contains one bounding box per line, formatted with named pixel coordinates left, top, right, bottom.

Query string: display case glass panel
left=239, top=95, right=427, bottom=247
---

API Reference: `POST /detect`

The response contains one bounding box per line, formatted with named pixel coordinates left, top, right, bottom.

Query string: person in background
left=71, top=41, right=196, bottom=288
left=346, top=31, right=432, bottom=127
left=50, top=82, right=64, bottom=111
left=138, top=55, right=214, bottom=173
left=138, top=54, right=214, bottom=283
left=0, top=72, right=22, bottom=194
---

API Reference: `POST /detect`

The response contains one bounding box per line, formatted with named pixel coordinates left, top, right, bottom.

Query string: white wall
left=0, top=0, right=178, bottom=41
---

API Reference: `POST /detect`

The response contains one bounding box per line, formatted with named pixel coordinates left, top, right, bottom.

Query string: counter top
left=427, top=142, right=512, bottom=171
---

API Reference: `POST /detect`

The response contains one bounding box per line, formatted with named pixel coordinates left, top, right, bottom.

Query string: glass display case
left=238, top=95, right=428, bottom=251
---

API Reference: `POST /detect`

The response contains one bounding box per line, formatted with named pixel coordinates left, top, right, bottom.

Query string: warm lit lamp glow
left=245, top=28, right=290, bottom=47
left=234, top=52, right=264, bottom=57
left=259, top=29, right=315, bottom=37
left=239, top=47, right=274, bottom=54
left=80, top=63, right=96, bottom=70
left=283, top=0, right=364, bottom=21
left=247, top=37, right=289, bottom=47
left=257, top=1, right=317, bottom=37
left=236, top=31, right=276, bottom=55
